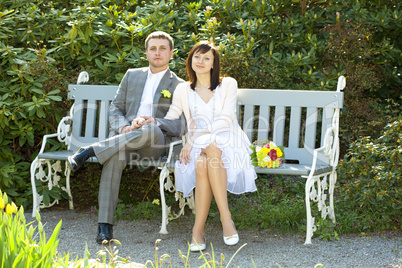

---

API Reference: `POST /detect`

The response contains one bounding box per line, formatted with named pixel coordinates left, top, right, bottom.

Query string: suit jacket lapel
left=153, top=69, right=172, bottom=115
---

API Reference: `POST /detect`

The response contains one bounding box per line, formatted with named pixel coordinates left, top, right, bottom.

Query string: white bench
left=30, top=73, right=345, bottom=245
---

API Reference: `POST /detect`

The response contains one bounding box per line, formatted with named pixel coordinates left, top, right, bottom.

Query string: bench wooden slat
left=304, top=107, right=318, bottom=152
left=85, top=100, right=97, bottom=138
left=288, top=106, right=302, bottom=148
left=71, top=100, right=85, bottom=146
left=273, top=106, right=285, bottom=146
left=321, top=106, right=334, bottom=145
left=237, top=89, right=343, bottom=108
left=242, top=104, right=254, bottom=142
left=257, top=105, right=269, bottom=141
left=68, top=85, right=118, bottom=100
left=98, top=100, right=109, bottom=141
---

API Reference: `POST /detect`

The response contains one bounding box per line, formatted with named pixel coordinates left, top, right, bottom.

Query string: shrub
left=336, top=118, right=402, bottom=233
left=0, top=58, right=76, bottom=206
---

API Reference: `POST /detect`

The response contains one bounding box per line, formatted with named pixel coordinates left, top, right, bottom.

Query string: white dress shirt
left=119, top=68, right=168, bottom=133
left=136, top=68, right=168, bottom=118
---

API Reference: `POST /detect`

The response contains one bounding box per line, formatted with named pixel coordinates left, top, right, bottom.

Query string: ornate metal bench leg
left=188, top=194, right=195, bottom=214
left=64, top=162, right=74, bottom=210
left=329, top=171, right=337, bottom=222
left=30, top=157, right=40, bottom=217
left=159, top=166, right=169, bottom=234
left=304, top=175, right=315, bottom=245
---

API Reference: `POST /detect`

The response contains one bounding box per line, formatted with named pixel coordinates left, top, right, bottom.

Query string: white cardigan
left=164, top=77, right=251, bottom=147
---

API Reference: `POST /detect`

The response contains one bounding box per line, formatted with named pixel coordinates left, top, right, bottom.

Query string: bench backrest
left=67, top=85, right=344, bottom=166
left=68, top=85, right=118, bottom=151
left=237, top=89, right=344, bottom=166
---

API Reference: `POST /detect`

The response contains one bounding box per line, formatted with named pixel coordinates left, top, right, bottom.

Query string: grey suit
left=91, top=67, right=184, bottom=224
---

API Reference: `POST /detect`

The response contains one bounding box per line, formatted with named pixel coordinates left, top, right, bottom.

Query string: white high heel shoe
left=223, top=221, right=239, bottom=246
left=190, top=237, right=206, bottom=252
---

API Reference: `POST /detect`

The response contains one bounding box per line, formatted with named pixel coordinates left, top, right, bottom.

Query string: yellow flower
left=257, top=148, right=269, bottom=167
left=0, top=197, right=4, bottom=210
left=272, top=159, right=280, bottom=168
left=161, top=90, right=171, bottom=98
left=5, top=204, right=13, bottom=215
left=276, top=147, right=283, bottom=158
left=152, top=199, right=160, bottom=205
left=266, top=161, right=272, bottom=168
left=11, top=202, right=17, bottom=213
left=260, top=147, right=269, bottom=154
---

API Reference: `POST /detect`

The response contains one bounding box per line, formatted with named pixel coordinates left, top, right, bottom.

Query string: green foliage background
left=0, top=0, right=401, bottom=207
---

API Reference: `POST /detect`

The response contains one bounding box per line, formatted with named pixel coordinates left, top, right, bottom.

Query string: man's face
left=146, top=38, right=173, bottom=73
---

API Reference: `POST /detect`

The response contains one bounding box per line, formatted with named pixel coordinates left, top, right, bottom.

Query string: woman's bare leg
left=191, top=153, right=212, bottom=245
left=204, top=142, right=237, bottom=237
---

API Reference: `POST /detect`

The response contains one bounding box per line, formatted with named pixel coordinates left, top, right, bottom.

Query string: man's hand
left=141, top=116, right=157, bottom=125
left=121, top=116, right=156, bottom=134
left=121, top=125, right=132, bottom=134
left=131, top=117, right=146, bottom=130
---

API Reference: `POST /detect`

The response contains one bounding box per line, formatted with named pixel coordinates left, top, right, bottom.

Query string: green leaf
left=12, top=58, right=27, bottom=65
left=95, top=58, right=105, bottom=70
left=31, top=88, right=45, bottom=94
left=24, top=75, right=34, bottom=83
left=48, top=96, right=62, bottom=101
left=42, top=191, right=50, bottom=206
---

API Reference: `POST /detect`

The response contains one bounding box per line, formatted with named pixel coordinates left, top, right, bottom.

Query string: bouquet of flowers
left=250, top=141, right=285, bottom=168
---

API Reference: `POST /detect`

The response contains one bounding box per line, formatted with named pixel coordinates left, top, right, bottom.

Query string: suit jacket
left=158, top=77, right=251, bottom=146
left=108, top=67, right=184, bottom=137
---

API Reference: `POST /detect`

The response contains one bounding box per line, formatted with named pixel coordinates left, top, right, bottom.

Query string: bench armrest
left=309, top=125, right=339, bottom=176
left=35, top=106, right=74, bottom=157
left=165, top=140, right=183, bottom=164
left=37, top=133, right=59, bottom=156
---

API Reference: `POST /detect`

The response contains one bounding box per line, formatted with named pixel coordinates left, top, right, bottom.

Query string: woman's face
left=191, top=49, right=214, bottom=75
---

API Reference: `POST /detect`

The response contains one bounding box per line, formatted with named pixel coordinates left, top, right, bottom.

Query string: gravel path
left=27, top=209, right=401, bottom=268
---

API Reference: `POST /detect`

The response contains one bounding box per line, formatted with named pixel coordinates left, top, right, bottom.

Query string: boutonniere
left=161, top=89, right=171, bottom=98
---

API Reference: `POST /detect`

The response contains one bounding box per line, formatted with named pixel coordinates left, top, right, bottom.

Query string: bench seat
left=37, top=151, right=175, bottom=169
left=254, top=164, right=333, bottom=176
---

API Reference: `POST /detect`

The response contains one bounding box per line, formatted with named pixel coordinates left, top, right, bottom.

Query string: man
left=67, top=31, right=184, bottom=244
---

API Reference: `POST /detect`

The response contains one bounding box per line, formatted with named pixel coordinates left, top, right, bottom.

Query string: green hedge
left=0, top=0, right=401, bottom=206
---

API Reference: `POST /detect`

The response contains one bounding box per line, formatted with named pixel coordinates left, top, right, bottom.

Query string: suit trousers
left=92, top=124, right=166, bottom=224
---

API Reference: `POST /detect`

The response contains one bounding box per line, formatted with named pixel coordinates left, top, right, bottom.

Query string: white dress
left=174, top=84, right=258, bottom=198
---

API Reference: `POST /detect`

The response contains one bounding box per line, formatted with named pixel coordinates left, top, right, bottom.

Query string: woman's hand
left=179, top=142, right=193, bottom=165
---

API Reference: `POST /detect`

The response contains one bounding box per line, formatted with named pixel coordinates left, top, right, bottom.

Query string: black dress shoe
left=96, top=223, right=113, bottom=244
left=67, top=146, right=95, bottom=172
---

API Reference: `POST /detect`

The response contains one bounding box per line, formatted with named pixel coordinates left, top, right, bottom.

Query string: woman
left=146, top=41, right=257, bottom=251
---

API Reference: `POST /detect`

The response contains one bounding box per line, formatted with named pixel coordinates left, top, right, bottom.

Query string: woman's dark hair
left=186, top=41, right=221, bottom=91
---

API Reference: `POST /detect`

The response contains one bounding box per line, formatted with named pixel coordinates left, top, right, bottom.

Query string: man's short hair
left=145, top=31, right=174, bottom=51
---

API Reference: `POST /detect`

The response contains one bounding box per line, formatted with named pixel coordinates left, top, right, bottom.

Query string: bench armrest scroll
left=309, top=124, right=339, bottom=176
left=56, top=106, right=73, bottom=149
